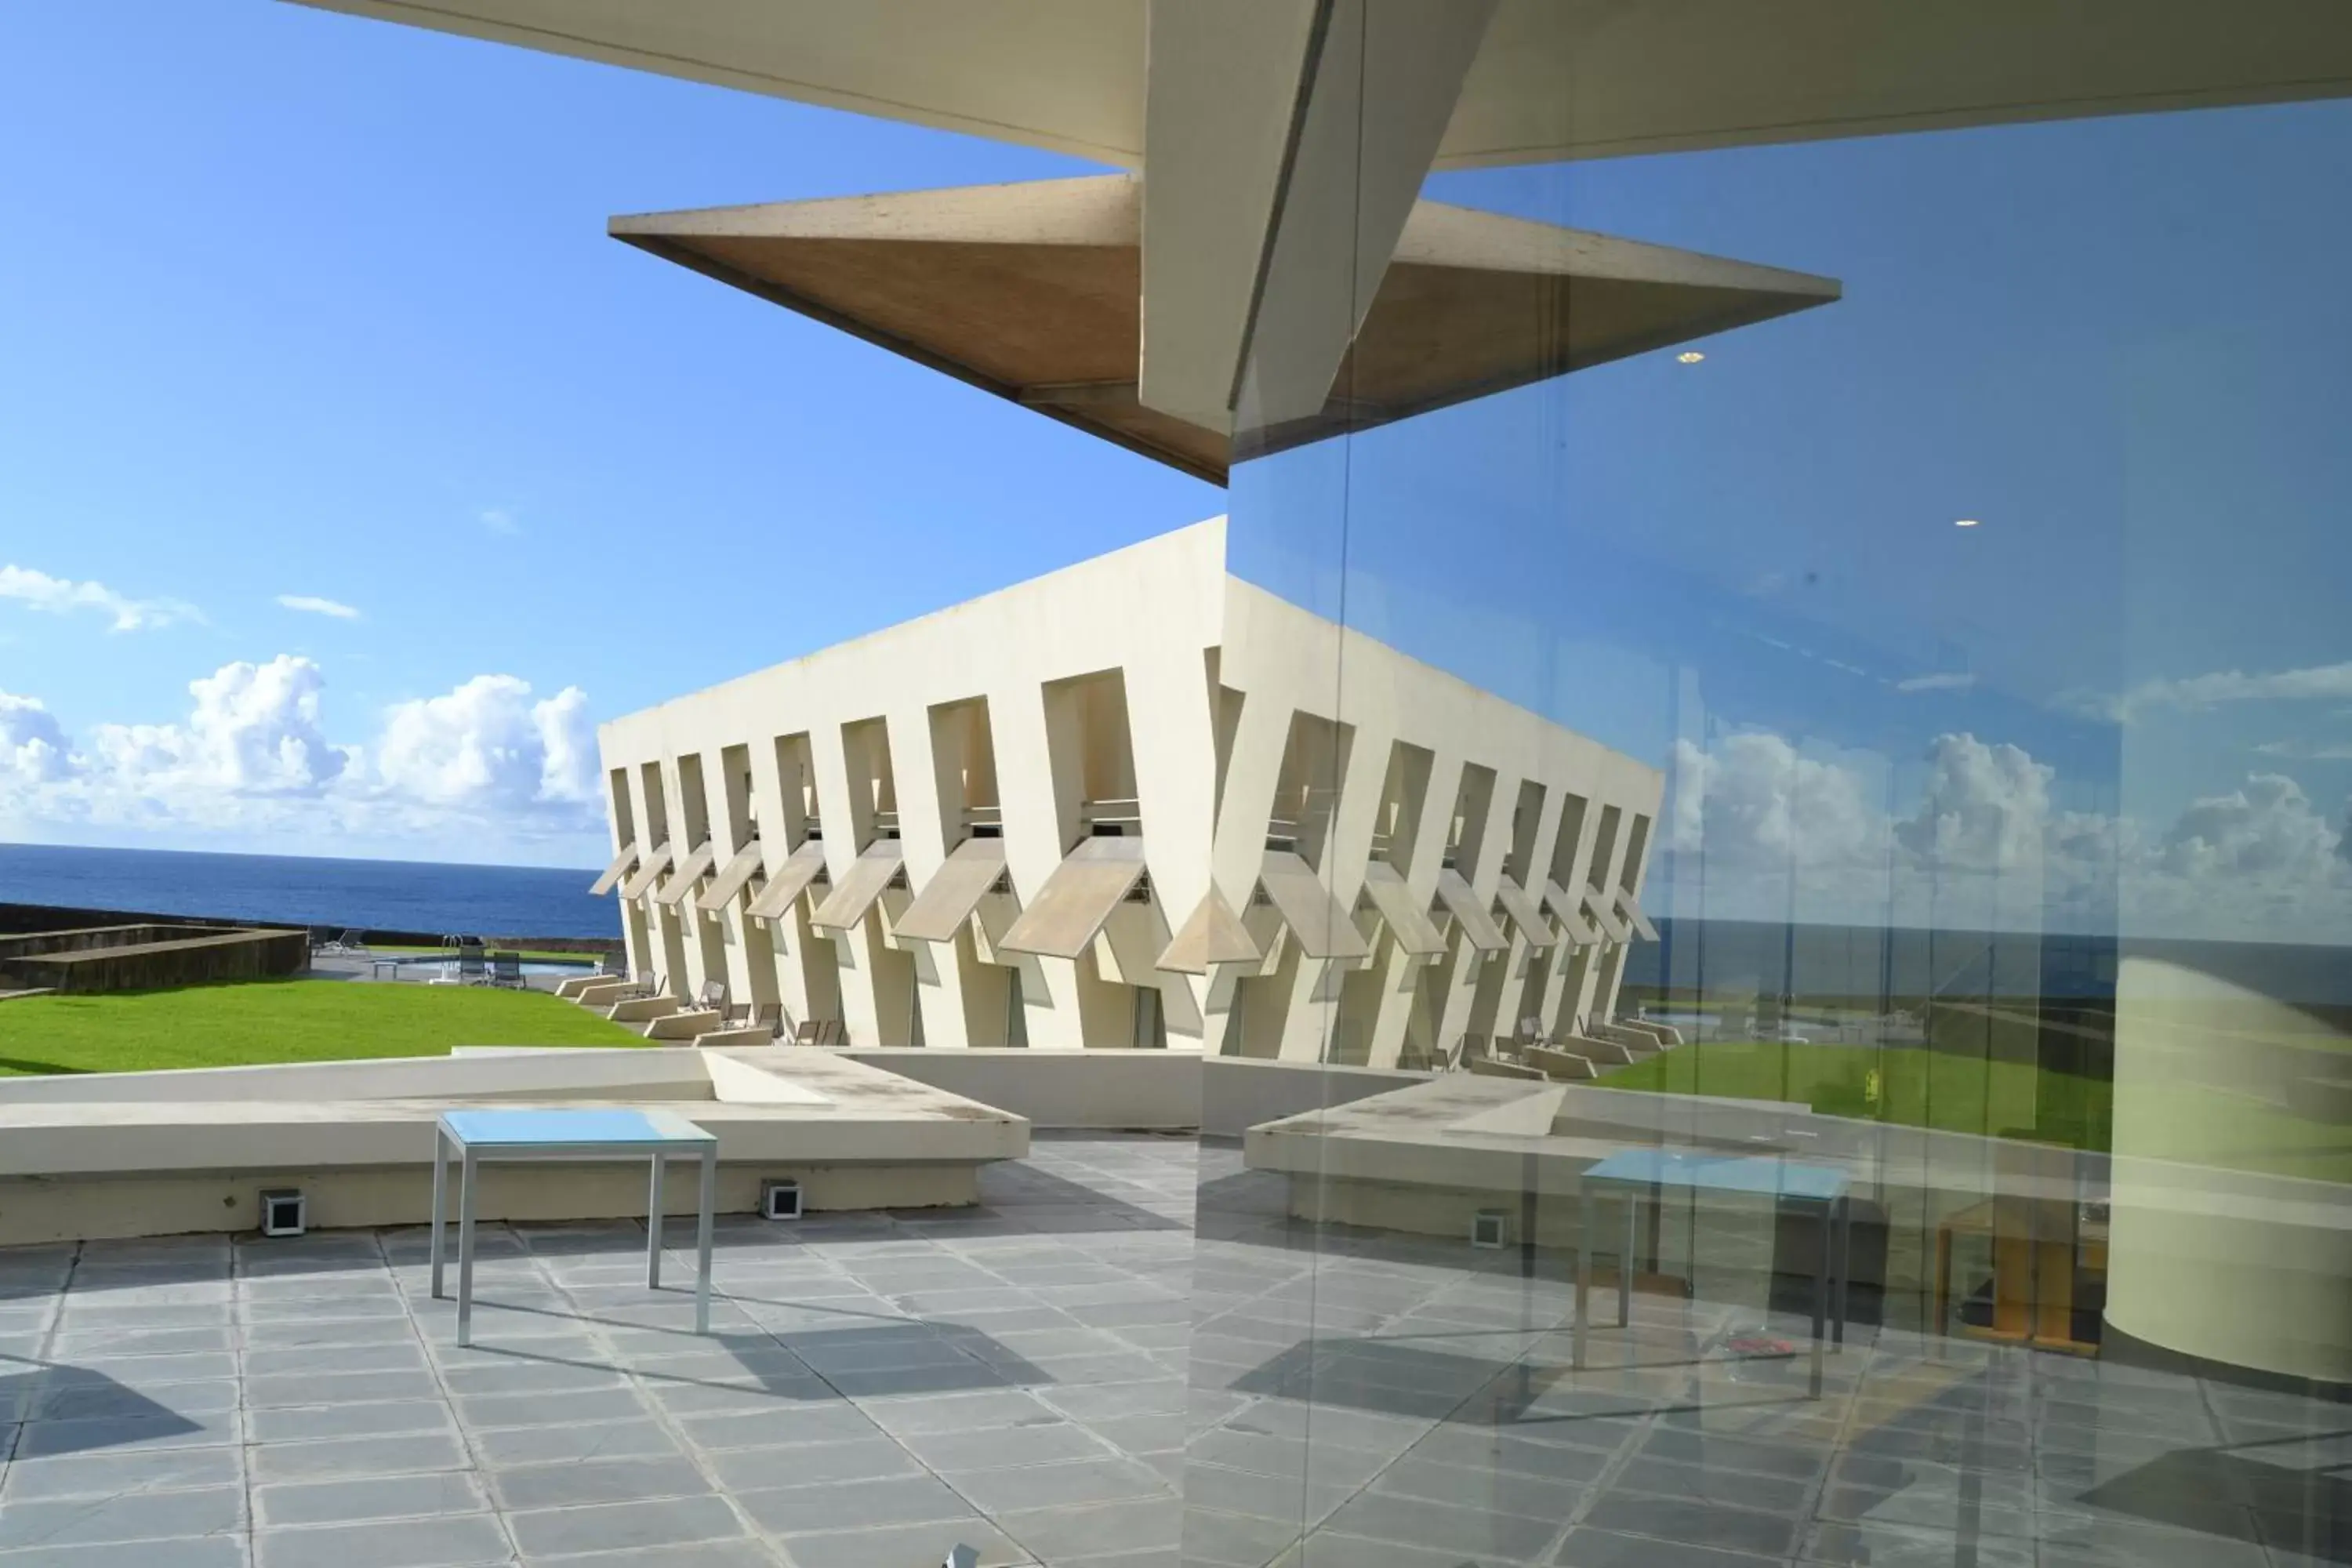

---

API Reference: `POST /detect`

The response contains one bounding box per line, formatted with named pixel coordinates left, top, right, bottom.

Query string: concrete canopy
left=610, top=175, right=1838, bottom=484
left=292, top=2, right=2352, bottom=170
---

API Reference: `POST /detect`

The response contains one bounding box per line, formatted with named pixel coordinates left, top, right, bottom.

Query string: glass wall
left=1189, top=55, right=2350, bottom=1568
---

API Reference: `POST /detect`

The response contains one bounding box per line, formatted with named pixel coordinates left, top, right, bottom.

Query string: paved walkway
left=0, top=1135, right=2340, bottom=1566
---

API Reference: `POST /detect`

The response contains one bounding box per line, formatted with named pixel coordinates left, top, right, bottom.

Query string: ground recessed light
left=1954, top=518, right=1980, bottom=528
left=1677, top=351, right=1705, bottom=364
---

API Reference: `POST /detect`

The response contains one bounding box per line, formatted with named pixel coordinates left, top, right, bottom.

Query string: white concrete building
left=592, top=519, right=1662, bottom=1064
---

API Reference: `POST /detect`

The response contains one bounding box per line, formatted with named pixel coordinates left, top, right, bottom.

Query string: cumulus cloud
left=1893, top=734, right=2051, bottom=873
left=92, top=656, right=348, bottom=796
left=0, top=691, right=78, bottom=788
left=277, top=594, right=361, bottom=620
left=1664, top=726, right=2351, bottom=940
left=375, top=675, right=598, bottom=818
left=0, top=564, right=199, bottom=632
left=3, top=657, right=601, bottom=855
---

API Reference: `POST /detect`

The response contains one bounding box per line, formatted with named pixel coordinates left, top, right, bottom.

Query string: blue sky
left=4, top=3, right=2350, bottom=941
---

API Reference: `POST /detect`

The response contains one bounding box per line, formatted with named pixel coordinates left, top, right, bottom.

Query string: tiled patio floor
left=0, top=1134, right=2342, bottom=1566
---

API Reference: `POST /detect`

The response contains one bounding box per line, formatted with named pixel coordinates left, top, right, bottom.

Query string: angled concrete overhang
left=609, top=175, right=1839, bottom=484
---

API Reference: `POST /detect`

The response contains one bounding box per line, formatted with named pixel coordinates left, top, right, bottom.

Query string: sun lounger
left=488, top=951, right=525, bottom=989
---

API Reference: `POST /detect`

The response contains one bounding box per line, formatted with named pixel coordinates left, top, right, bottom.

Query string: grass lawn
left=1602, top=1039, right=2113, bottom=1151
left=0, top=978, right=646, bottom=1076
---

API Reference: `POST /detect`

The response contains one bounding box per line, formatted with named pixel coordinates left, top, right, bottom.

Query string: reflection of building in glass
left=591, top=520, right=1665, bottom=1060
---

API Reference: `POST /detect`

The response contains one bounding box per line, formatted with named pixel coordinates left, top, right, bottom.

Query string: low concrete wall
left=0, top=925, right=307, bottom=993
left=1201, top=1057, right=1428, bottom=1138
left=838, top=1048, right=1427, bottom=1135
left=840, top=1047, right=1205, bottom=1130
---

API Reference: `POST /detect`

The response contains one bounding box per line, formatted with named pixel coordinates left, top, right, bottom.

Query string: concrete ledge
left=1200, top=1057, right=1428, bottom=1138
left=608, top=996, right=679, bottom=1023
left=840, top=1047, right=1203, bottom=1131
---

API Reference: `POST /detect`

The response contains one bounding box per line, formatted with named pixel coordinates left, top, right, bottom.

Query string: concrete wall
left=0, top=925, right=307, bottom=993
left=837, top=1047, right=1424, bottom=1137
left=596, top=519, right=1664, bottom=1062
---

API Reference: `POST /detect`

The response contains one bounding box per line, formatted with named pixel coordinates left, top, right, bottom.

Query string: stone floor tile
left=252, top=1512, right=515, bottom=1568
left=0, top=1483, right=246, bottom=1549
left=255, top=1470, right=491, bottom=1529
left=503, top=1493, right=746, bottom=1558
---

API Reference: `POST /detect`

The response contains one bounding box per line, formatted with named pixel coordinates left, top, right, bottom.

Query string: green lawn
left=0, top=978, right=645, bottom=1076
left=1602, top=1039, right=2112, bottom=1150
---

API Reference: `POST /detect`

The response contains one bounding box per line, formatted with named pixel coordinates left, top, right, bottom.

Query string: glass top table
left=1573, top=1147, right=1853, bottom=1396
left=427, top=1108, right=720, bottom=1347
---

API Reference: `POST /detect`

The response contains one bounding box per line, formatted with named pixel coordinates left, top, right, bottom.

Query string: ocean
left=0, top=843, right=619, bottom=941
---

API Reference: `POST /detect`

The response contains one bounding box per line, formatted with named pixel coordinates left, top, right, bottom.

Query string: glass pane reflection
left=1191, top=96, right=2351, bottom=1568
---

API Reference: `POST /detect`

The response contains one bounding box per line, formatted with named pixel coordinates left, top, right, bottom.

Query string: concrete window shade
left=697, top=842, right=768, bottom=912
left=654, top=840, right=717, bottom=906
left=893, top=837, right=1011, bottom=943
left=619, top=842, right=673, bottom=901
left=1357, top=861, right=1447, bottom=957
left=588, top=842, right=640, bottom=896
left=745, top=839, right=830, bottom=922
left=996, top=837, right=1148, bottom=959
left=1256, top=850, right=1370, bottom=962
left=809, top=841, right=908, bottom=931
left=1432, top=868, right=1509, bottom=953
left=1492, top=876, right=1558, bottom=949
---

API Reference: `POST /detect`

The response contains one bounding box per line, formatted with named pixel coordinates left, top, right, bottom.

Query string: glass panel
left=1194, top=48, right=2351, bottom=1568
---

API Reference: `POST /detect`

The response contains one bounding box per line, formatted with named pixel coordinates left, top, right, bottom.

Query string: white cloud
left=1893, top=733, right=2050, bottom=873
left=2252, top=739, right=2352, bottom=761
left=478, top=507, right=520, bottom=535
left=92, top=655, right=348, bottom=796
left=0, top=564, right=200, bottom=633
left=1668, top=731, right=1886, bottom=873
left=1895, top=671, right=1976, bottom=694
left=1663, top=727, right=2350, bottom=940
left=2156, top=774, right=2341, bottom=884
left=0, top=691, right=77, bottom=788
left=375, top=675, right=597, bottom=821
left=8, top=658, right=604, bottom=855
left=2077, top=659, right=2352, bottom=723
left=277, top=594, right=361, bottom=620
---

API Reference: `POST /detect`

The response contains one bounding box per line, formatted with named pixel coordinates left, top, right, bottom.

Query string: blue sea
left=0, top=843, right=619, bottom=941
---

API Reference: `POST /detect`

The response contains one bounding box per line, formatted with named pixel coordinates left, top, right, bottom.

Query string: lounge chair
left=337, top=929, right=369, bottom=956
left=792, top=1019, right=823, bottom=1046
left=488, top=951, right=525, bottom=989
left=456, top=946, right=489, bottom=985
left=698, top=979, right=728, bottom=1011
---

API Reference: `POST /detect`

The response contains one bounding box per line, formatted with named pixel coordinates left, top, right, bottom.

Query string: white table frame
left=1573, top=1153, right=1850, bottom=1396
left=428, top=1109, right=719, bottom=1347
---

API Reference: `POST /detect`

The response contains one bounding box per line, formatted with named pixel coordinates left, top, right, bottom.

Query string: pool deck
left=0, top=1133, right=2340, bottom=1566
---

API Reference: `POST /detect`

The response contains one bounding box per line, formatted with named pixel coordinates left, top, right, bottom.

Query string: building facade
left=593, top=519, right=1661, bottom=1062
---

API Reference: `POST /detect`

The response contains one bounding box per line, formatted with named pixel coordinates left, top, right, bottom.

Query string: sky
left=0, top=0, right=1212, bottom=867
left=4, top=4, right=2351, bottom=945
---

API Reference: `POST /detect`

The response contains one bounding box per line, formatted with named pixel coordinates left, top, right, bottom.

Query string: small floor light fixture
left=259, top=1189, right=307, bottom=1238
left=1472, top=1207, right=1510, bottom=1249
left=760, top=1178, right=804, bottom=1221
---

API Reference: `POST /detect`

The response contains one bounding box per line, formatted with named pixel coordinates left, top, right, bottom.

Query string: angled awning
left=1255, top=851, right=1371, bottom=963
left=1617, top=890, right=1661, bottom=942
left=1156, top=887, right=1261, bottom=974
left=746, top=839, right=830, bottom=922
left=996, top=836, right=1149, bottom=959
left=652, top=840, right=718, bottom=906
left=619, top=841, right=673, bottom=901
left=893, top=837, right=1011, bottom=943
left=1584, top=884, right=1632, bottom=942
left=1493, top=876, right=1558, bottom=949
left=1432, top=868, right=1509, bottom=953
left=1357, top=861, right=1446, bottom=958
left=1542, top=878, right=1601, bottom=944
left=809, top=840, right=908, bottom=931
left=697, top=841, right=768, bottom=912
left=588, top=841, right=639, bottom=896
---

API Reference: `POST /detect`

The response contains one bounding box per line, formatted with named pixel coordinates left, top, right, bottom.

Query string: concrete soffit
left=608, top=177, right=1840, bottom=485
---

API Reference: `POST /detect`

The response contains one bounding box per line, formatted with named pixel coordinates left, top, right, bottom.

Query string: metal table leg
left=1810, top=1196, right=1829, bottom=1397
left=428, top=1127, right=448, bottom=1300
left=456, top=1149, right=478, bottom=1348
left=1574, top=1181, right=1595, bottom=1368
left=1834, top=1194, right=1852, bottom=1349
left=1619, top=1188, right=1636, bottom=1329
left=647, top=1152, right=665, bottom=1291
left=695, top=1146, right=716, bottom=1335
